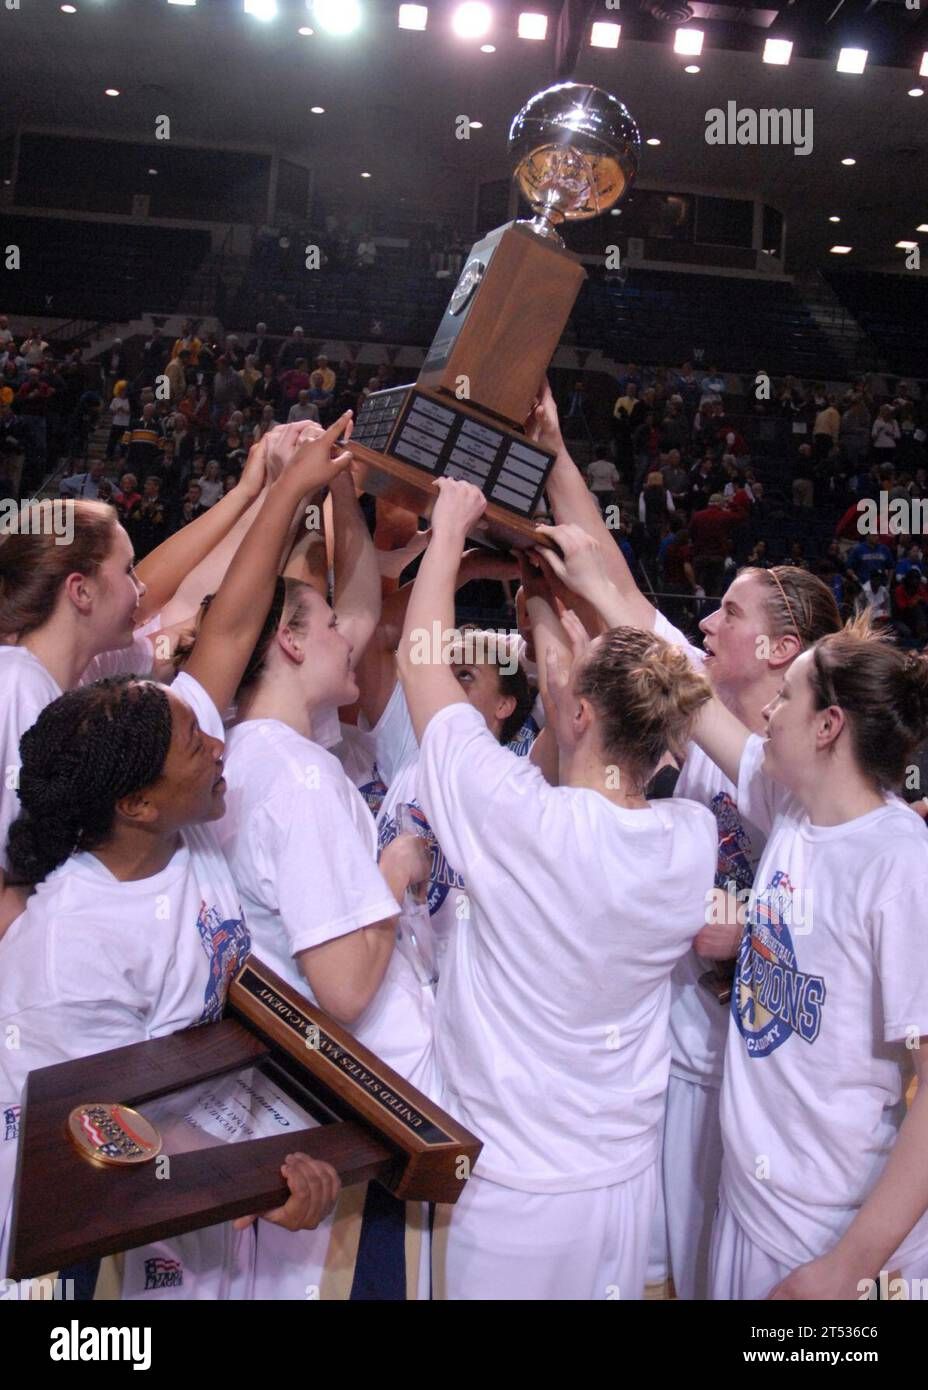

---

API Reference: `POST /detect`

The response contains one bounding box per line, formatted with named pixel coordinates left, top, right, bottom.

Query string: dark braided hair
left=7, top=677, right=174, bottom=886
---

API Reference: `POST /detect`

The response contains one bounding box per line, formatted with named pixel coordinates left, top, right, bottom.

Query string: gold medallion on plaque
left=67, top=1102, right=162, bottom=1168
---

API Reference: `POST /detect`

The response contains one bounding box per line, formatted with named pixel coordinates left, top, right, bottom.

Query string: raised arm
left=184, top=415, right=353, bottom=716
left=133, top=435, right=270, bottom=623
left=528, top=380, right=656, bottom=631
left=396, top=479, right=488, bottom=744
left=325, top=467, right=381, bottom=664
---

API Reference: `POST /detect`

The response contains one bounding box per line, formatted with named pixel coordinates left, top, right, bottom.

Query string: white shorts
left=434, top=1163, right=658, bottom=1301
left=663, top=1073, right=723, bottom=1300
left=710, top=1190, right=928, bottom=1301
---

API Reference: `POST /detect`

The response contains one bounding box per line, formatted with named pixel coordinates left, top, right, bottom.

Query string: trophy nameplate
left=9, top=956, right=481, bottom=1280
left=353, top=81, right=640, bottom=549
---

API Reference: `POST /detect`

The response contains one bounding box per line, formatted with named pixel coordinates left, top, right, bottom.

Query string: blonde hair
left=741, top=565, right=841, bottom=648
left=576, top=627, right=711, bottom=785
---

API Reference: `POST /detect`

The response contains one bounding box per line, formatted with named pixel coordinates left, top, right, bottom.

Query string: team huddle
left=1, top=385, right=927, bottom=1302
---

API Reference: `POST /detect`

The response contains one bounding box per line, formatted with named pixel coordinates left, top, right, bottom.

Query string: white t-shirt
left=359, top=679, right=419, bottom=791
left=587, top=458, right=620, bottom=493
left=0, top=678, right=249, bottom=1277
left=216, top=719, right=435, bottom=1094
left=332, top=722, right=388, bottom=818
left=653, top=612, right=768, bottom=1086
left=0, top=636, right=155, bottom=872
left=720, top=733, right=928, bottom=1269
left=417, top=702, right=717, bottom=1193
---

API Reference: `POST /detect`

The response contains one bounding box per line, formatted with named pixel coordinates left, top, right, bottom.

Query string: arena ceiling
left=2, top=0, right=927, bottom=272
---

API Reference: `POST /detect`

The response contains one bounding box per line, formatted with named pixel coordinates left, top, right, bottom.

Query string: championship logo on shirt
left=196, top=902, right=251, bottom=1024
left=3, top=1104, right=20, bottom=1142
left=733, top=870, right=826, bottom=1057
left=143, top=1257, right=183, bottom=1291
left=507, top=714, right=540, bottom=759
left=710, top=791, right=755, bottom=893
left=377, top=800, right=465, bottom=914
left=358, top=761, right=388, bottom=818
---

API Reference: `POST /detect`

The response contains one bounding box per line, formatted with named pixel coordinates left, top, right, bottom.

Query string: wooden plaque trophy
left=349, top=82, right=641, bottom=549
left=9, top=956, right=481, bottom=1279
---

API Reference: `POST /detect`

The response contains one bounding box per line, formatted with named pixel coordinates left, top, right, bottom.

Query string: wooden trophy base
left=349, top=384, right=554, bottom=551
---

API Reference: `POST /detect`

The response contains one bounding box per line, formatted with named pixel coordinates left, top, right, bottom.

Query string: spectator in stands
left=125, top=400, right=164, bottom=476
left=141, top=328, right=168, bottom=384
left=688, top=452, right=722, bottom=514
left=170, top=319, right=202, bottom=366
left=179, top=383, right=211, bottom=435
left=280, top=357, right=312, bottom=410
left=196, top=460, right=224, bottom=508
left=893, top=569, right=928, bottom=646
left=812, top=393, right=841, bottom=462
left=170, top=411, right=196, bottom=472
left=114, top=472, right=141, bottom=519
left=791, top=441, right=815, bottom=509
left=661, top=448, right=689, bottom=513
left=659, top=519, right=697, bottom=630
left=612, top=381, right=643, bottom=476
left=14, top=367, right=56, bottom=469
left=0, top=316, right=12, bottom=350
left=849, top=533, right=895, bottom=586
left=59, top=459, right=106, bottom=501
left=307, top=370, right=333, bottom=421
left=239, top=354, right=262, bottom=398
left=20, top=328, right=49, bottom=366
left=247, top=322, right=274, bottom=367
left=287, top=388, right=320, bottom=425
left=784, top=540, right=810, bottom=571
left=896, top=543, right=924, bottom=582
left=356, top=235, right=377, bottom=270
left=105, top=380, right=130, bottom=461
left=223, top=334, right=246, bottom=371
left=360, top=375, right=381, bottom=406
left=660, top=396, right=689, bottom=452
left=698, top=365, right=726, bottom=407
left=585, top=449, right=620, bottom=515
left=100, top=339, right=128, bottom=401
left=181, top=481, right=209, bottom=525
left=165, top=348, right=190, bottom=404
left=871, top=403, right=901, bottom=460
left=674, top=361, right=700, bottom=416
left=746, top=538, right=771, bottom=569
left=856, top=566, right=891, bottom=622
left=212, top=356, right=244, bottom=424
left=314, top=355, right=336, bottom=394
left=632, top=411, right=661, bottom=493
left=689, top=492, right=737, bottom=598
left=254, top=402, right=277, bottom=443
left=252, top=361, right=284, bottom=418
left=276, top=326, right=307, bottom=373
left=638, top=469, right=675, bottom=576
left=126, top=474, right=168, bottom=557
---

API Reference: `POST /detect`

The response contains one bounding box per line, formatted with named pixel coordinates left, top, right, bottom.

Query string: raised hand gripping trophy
left=349, top=82, right=640, bottom=548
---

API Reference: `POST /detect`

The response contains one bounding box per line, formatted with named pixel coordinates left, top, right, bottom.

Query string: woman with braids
left=0, top=416, right=354, bottom=1296
left=526, top=382, right=843, bottom=1301
left=397, top=477, right=717, bottom=1301
left=0, top=427, right=290, bottom=874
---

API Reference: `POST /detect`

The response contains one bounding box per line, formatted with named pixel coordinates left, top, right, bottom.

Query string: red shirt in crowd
left=689, top=506, right=738, bottom=559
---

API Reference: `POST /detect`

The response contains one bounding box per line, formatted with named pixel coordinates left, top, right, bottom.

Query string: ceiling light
left=646, top=137, right=661, bottom=146
left=398, top=3, right=427, bottom=28
left=518, top=11, right=547, bottom=40
left=167, top=0, right=197, bottom=6
left=480, top=43, right=495, bottom=52
left=674, top=27, right=703, bottom=56
left=829, top=215, right=840, bottom=223
left=896, top=240, right=918, bottom=250
left=452, top=2, right=491, bottom=39
left=921, top=52, right=928, bottom=77
left=244, top=0, right=276, bottom=18
left=763, top=37, right=792, bottom=65
left=917, top=224, right=928, bottom=233
left=105, top=88, right=120, bottom=97
left=830, top=245, right=852, bottom=254
left=313, top=0, right=361, bottom=33
left=469, top=121, right=483, bottom=129
left=684, top=64, right=700, bottom=74
left=590, top=22, right=620, bottom=48
left=60, top=3, right=77, bottom=11
left=841, top=157, right=856, bottom=166
left=361, top=171, right=372, bottom=179
left=909, top=88, right=924, bottom=97
left=310, top=106, right=325, bottom=113
left=837, top=47, right=867, bottom=75
left=298, top=25, right=314, bottom=34
left=148, top=168, right=158, bottom=175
